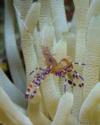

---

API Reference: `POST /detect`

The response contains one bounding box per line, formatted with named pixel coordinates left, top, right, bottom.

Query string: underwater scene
left=0, top=0, right=100, bottom=125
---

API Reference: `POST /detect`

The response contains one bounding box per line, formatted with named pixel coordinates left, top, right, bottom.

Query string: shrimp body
left=25, top=46, right=85, bottom=99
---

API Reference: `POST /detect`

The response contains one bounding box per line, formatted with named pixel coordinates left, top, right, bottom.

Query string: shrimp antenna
left=73, top=62, right=86, bottom=66
left=29, top=70, right=34, bottom=75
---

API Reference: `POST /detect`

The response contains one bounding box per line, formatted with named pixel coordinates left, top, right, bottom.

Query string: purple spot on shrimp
left=73, top=74, right=76, bottom=78
left=30, top=94, right=34, bottom=99
left=73, top=83, right=76, bottom=86
left=74, top=71, right=77, bottom=74
left=79, top=84, right=82, bottom=87
left=33, top=90, right=37, bottom=93
left=40, top=74, right=45, bottom=80
left=68, top=80, right=73, bottom=85
left=25, top=93, right=29, bottom=99
left=33, top=80, right=40, bottom=86
left=79, top=83, right=84, bottom=87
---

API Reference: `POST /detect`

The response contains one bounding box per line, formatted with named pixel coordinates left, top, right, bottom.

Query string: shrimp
left=25, top=46, right=85, bottom=99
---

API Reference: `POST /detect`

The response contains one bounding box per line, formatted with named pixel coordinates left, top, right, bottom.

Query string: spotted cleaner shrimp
left=25, top=46, right=85, bottom=99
